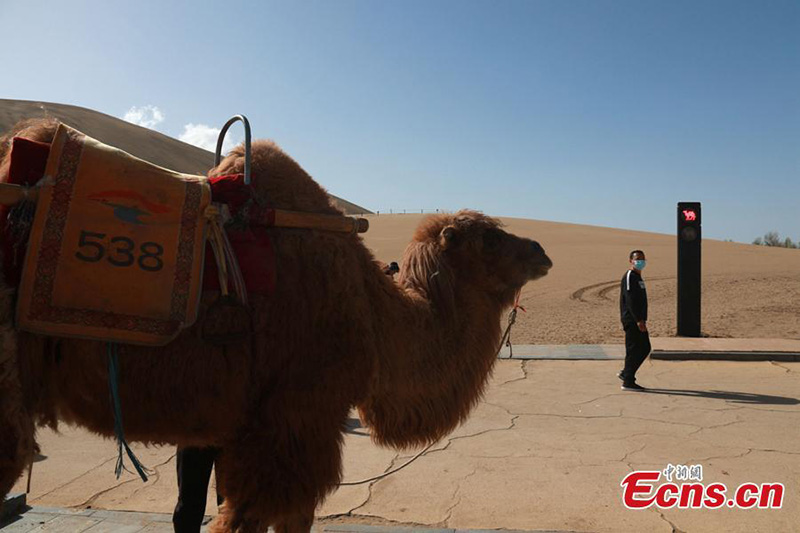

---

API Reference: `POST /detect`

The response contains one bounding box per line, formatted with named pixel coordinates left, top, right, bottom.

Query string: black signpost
left=677, top=202, right=701, bottom=337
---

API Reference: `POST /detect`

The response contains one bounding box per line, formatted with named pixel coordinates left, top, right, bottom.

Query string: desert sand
left=361, top=214, right=800, bottom=345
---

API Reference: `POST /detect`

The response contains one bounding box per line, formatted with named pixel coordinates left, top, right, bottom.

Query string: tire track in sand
left=571, top=277, right=674, bottom=303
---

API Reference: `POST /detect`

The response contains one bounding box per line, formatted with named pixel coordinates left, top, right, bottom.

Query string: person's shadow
left=643, top=388, right=799, bottom=405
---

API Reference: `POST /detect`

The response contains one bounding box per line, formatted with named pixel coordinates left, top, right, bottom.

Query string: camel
left=0, top=118, right=552, bottom=532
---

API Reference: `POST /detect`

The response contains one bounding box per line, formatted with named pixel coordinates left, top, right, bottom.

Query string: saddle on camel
left=1, top=117, right=366, bottom=345
left=0, top=115, right=552, bottom=533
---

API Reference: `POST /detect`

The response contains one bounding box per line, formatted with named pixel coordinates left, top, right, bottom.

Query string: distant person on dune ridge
left=618, top=249, right=652, bottom=391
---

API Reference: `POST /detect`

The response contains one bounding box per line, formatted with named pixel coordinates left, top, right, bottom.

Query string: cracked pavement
left=12, top=359, right=800, bottom=532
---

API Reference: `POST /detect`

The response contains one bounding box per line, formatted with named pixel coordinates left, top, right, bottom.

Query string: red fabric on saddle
left=203, top=174, right=276, bottom=294
left=205, top=173, right=252, bottom=211
left=7, top=137, right=50, bottom=185
left=1, top=137, right=51, bottom=285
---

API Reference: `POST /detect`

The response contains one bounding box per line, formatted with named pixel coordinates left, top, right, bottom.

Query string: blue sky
left=2, top=0, right=798, bottom=242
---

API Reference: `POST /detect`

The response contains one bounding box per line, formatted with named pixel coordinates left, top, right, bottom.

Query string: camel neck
left=359, top=277, right=506, bottom=448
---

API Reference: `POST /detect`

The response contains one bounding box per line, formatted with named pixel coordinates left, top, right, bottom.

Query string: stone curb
left=497, top=344, right=800, bottom=362
left=651, top=351, right=800, bottom=362
left=0, top=505, right=586, bottom=533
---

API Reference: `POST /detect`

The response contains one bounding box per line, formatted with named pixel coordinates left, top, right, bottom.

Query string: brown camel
left=0, top=118, right=552, bottom=532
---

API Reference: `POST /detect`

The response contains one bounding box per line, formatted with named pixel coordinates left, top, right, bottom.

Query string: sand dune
left=361, top=214, right=800, bottom=344
left=0, top=99, right=370, bottom=215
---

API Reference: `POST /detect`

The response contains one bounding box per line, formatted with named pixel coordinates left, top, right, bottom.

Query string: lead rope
left=339, top=441, right=436, bottom=486
left=497, top=289, right=526, bottom=359
left=107, top=342, right=151, bottom=481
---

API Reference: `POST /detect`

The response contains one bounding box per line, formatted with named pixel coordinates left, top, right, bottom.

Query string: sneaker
left=621, top=382, right=646, bottom=391
left=617, top=371, right=625, bottom=382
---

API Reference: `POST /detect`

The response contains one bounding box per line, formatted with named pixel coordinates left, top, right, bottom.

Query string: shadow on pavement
left=0, top=507, right=31, bottom=529
left=345, top=417, right=369, bottom=436
left=643, top=388, right=799, bottom=405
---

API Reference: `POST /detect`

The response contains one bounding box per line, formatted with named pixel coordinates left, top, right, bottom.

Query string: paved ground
left=0, top=507, right=566, bottom=533
left=3, top=342, right=799, bottom=532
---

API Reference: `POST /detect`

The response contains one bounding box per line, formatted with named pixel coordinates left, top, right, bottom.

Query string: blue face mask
left=633, top=259, right=646, bottom=271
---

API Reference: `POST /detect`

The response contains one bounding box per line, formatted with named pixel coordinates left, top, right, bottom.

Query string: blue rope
left=107, top=342, right=150, bottom=482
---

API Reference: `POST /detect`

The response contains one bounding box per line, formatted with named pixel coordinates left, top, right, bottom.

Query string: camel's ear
left=440, top=226, right=458, bottom=249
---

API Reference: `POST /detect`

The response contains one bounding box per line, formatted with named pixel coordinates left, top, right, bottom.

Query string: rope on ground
left=338, top=441, right=436, bottom=486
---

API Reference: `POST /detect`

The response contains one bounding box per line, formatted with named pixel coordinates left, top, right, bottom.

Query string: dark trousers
left=173, top=446, right=221, bottom=533
left=622, top=323, right=651, bottom=383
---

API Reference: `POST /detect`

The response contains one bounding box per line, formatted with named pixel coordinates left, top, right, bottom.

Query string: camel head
left=360, top=211, right=551, bottom=449
left=399, top=210, right=552, bottom=312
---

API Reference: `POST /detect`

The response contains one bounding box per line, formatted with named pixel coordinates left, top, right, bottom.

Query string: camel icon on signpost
left=677, top=202, right=701, bottom=337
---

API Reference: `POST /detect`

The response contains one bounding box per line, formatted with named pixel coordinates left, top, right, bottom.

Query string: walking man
left=618, top=250, right=651, bottom=391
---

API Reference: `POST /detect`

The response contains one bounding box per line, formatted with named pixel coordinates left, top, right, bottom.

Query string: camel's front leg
left=273, top=512, right=314, bottom=533
left=208, top=501, right=314, bottom=533
left=207, top=409, right=346, bottom=533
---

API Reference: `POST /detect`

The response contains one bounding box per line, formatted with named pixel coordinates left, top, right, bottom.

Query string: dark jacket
left=620, top=269, right=648, bottom=326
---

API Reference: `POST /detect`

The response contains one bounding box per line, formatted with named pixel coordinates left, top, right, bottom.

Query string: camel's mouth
left=528, top=262, right=552, bottom=280
left=526, top=250, right=553, bottom=280
left=518, top=239, right=552, bottom=281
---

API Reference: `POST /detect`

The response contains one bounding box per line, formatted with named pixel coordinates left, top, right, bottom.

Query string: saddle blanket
left=3, top=138, right=277, bottom=298
left=15, top=124, right=212, bottom=346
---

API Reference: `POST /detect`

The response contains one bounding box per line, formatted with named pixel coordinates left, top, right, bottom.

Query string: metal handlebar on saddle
left=214, top=115, right=252, bottom=186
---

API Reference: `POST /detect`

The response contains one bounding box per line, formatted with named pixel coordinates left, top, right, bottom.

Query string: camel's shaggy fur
left=0, top=119, right=552, bottom=532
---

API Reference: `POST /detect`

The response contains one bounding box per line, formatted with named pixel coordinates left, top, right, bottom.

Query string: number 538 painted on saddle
left=75, top=230, right=165, bottom=272
left=16, top=124, right=211, bottom=346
